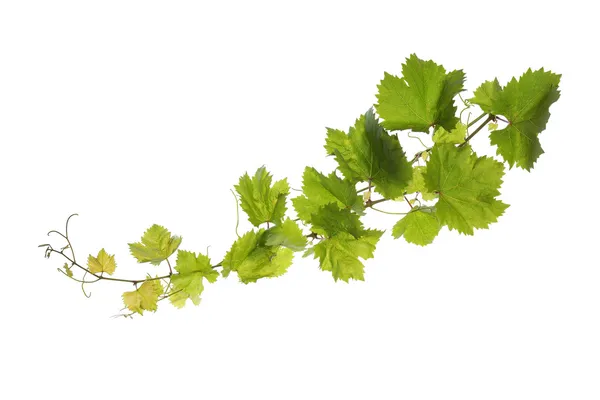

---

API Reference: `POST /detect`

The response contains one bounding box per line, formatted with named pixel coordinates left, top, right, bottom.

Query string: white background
left=1, top=0, right=598, bottom=399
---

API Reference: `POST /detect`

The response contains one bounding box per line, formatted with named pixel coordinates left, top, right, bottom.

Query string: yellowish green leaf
left=128, top=225, right=182, bottom=266
left=87, top=248, right=116, bottom=275
left=122, top=279, right=164, bottom=315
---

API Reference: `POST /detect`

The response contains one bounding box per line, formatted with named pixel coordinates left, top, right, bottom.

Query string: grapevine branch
left=39, top=214, right=222, bottom=290
left=460, top=115, right=494, bottom=147
left=39, top=55, right=561, bottom=316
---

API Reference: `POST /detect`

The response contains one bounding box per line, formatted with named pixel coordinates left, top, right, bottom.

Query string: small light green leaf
left=264, top=218, right=307, bottom=251
left=469, top=79, right=502, bottom=114
left=168, top=250, right=219, bottom=309
left=488, top=122, right=498, bottom=131
left=235, top=166, right=289, bottom=227
left=62, top=262, right=73, bottom=278
left=174, top=250, right=218, bottom=283
left=122, top=279, right=164, bottom=315
left=403, top=166, right=437, bottom=201
left=128, top=225, right=182, bottom=266
left=362, top=191, right=371, bottom=202
left=87, top=248, right=116, bottom=275
left=432, top=122, right=466, bottom=144
left=392, top=208, right=441, bottom=246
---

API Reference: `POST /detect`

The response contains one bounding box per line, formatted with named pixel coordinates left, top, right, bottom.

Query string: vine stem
left=51, top=249, right=170, bottom=283
left=410, top=114, right=494, bottom=162
left=407, top=132, right=428, bottom=149
left=230, top=189, right=241, bottom=238
left=370, top=207, right=408, bottom=216
left=460, top=115, right=494, bottom=147
left=47, top=248, right=220, bottom=285
left=467, top=112, right=487, bottom=128
left=366, top=198, right=388, bottom=207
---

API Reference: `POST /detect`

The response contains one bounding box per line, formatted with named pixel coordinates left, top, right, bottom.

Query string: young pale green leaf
left=222, top=230, right=294, bottom=284
left=168, top=250, right=219, bottom=308
left=235, top=166, right=289, bottom=227
left=424, top=144, right=509, bottom=235
left=324, top=108, right=412, bottom=198
left=174, top=250, right=218, bottom=283
left=87, top=248, right=116, bottom=275
left=471, top=69, right=561, bottom=170
left=122, top=279, right=164, bottom=315
left=469, top=79, right=501, bottom=114
left=62, top=262, right=73, bottom=278
left=128, top=224, right=182, bottom=266
left=168, top=254, right=204, bottom=307
left=402, top=166, right=437, bottom=201
left=310, top=230, right=383, bottom=282
left=292, top=167, right=363, bottom=223
left=392, top=208, right=441, bottom=246
left=264, top=218, right=307, bottom=251
left=375, top=53, right=465, bottom=133
left=432, top=122, right=466, bottom=144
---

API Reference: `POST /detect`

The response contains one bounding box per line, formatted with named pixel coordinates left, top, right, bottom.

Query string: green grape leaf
left=491, top=124, right=544, bottom=170
left=403, top=166, right=437, bottom=201
left=292, top=167, right=363, bottom=223
left=310, top=203, right=364, bottom=238
left=310, top=230, right=383, bottom=282
left=222, top=230, right=294, bottom=284
left=469, top=79, right=502, bottom=114
left=128, top=224, right=182, bottom=266
left=122, top=279, right=164, bottom=315
left=424, top=144, right=509, bottom=235
left=173, top=250, right=218, bottom=283
left=167, top=288, right=190, bottom=309
left=235, top=166, right=289, bottom=227
left=375, top=53, right=465, bottom=133
left=324, top=108, right=412, bottom=198
left=488, top=122, right=499, bottom=131
left=472, top=69, right=561, bottom=170
left=490, top=69, right=561, bottom=170
left=432, top=122, right=466, bottom=144
left=264, top=218, right=307, bottom=251
left=87, top=248, right=116, bottom=275
left=304, top=203, right=383, bottom=282
left=392, top=207, right=441, bottom=246
left=169, top=250, right=218, bottom=308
